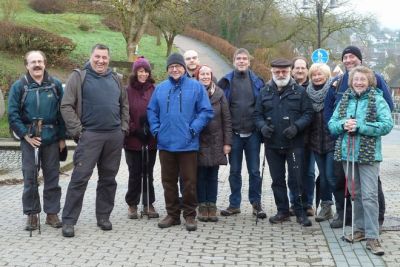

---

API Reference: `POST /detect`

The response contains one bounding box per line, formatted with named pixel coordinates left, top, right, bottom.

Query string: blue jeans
left=314, top=151, right=335, bottom=203
left=343, top=162, right=380, bottom=239
left=197, top=166, right=219, bottom=203
left=290, top=149, right=315, bottom=207
left=228, top=132, right=261, bottom=208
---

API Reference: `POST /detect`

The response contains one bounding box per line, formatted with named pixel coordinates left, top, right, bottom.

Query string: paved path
left=1, top=36, right=400, bottom=266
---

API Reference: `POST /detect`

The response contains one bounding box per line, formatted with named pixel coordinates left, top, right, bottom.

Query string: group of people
left=7, top=43, right=393, bottom=256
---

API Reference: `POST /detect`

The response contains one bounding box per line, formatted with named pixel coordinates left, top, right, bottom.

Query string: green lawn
left=0, top=0, right=175, bottom=137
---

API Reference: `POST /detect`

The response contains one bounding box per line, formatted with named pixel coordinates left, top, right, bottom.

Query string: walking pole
left=350, top=134, right=356, bottom=243
left=140, top=145, right=145, bottom=218
left=256, top=143, right=266, bottom=225
left=30, top=119, right=42, bottom=237
left=292, top=151, right=306, bottom=225
left=341, top=135, right=351, bottom=241
left=145, top=145, right=150, bottom=220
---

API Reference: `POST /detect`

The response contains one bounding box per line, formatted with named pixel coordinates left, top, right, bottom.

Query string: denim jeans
left=314, top=151, right=335, bottom=203
left=266, top=147, right=305, bottom=216
left=342, top=162, right=380, bottom=239
left=197, top=166, right=219, bottom=203
left=228, top=132, right=261, bottom=208
left=289, top=149, right=315, bottom=207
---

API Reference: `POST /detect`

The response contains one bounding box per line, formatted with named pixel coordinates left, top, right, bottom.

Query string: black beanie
left=166, top=53, right=186, bottom=70
left=342, top=46, right=362, bottom=62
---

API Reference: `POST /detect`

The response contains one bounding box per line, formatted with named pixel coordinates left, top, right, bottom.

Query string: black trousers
left=125, top=148, right=157, bottom=206
left=333, top=161, right=385, bottom=224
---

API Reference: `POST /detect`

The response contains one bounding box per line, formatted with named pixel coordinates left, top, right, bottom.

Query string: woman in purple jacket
left=124, top=57, right=159, bottom=219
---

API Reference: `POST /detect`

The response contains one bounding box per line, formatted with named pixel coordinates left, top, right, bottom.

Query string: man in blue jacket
left=8, top=50, right=66, bottom=231
left=217, top=48, right=266, bottom=219
left=147, top=53, right=213, bottom=231
left=324, top=45, right=394, bottom=229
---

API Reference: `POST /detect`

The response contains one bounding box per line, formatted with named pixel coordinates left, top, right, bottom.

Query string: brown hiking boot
left=197, top=203, right=209, bottom=222
left=128, top=205, right=138, bottom=219
left=158, top=215, right=181, bottom=229
left=25, top=214, right=38, bottom=231
left=46, top=214, right=62, bottom=228
left=143, top=204, right=159, bottom=219
left=345, top=231, right=366, bottom=243
left=185, top=216, right=197, bottom=231
left=366, top=239, right=385, bottom=256
left=208, top=202, right=218, bottom=222
left=220, top=207, right=241, bottom=216
left=306, top=207, right=315, bottom=217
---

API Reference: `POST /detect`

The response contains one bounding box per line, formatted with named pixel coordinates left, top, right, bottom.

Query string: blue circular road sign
left=311, top=49, right=329, bottom=63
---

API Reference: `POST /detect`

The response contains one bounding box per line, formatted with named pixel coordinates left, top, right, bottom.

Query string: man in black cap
left=254, top=58, right=314, bottom=227
left=324, top=45, right=394, bottom=229
left=147, top=52, right=213, bottom=231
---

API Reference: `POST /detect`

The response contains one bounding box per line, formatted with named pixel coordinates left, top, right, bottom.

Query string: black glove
left=283, top=125, right=298, bottom=139
left=261, top=124, right=274, bottom=138
left=135, top=128, right=150, bottom=144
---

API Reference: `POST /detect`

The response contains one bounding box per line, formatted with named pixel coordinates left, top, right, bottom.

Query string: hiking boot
left=46, top=214, right=62, bottom=228
left=62, top=224, right=74, bottom=238
left=345, top=231, right=365, bottom=243
left=252, top=202, right=267, bottom=219
left=330, top=213, right=343, bottom=228
left=289, top=206, right=295, bottom=216
left=297, top=214, right=312, bottom=227
left=315, top=202, right=333, bottom=222
left=305, top=207, right=315, bottom=217
left=158, top=215, right=181, bottom=229
left=128, top=205, right=138, bottom=219
left=197, top=203, right=209, bottom=222
left=220, top=207, right=241, bottom=216
left=185, top=216, right=197, bottom=231
left=269, top=213, right=290, bottom=224
left=25, top=214, right=38, bottom=231
left=97, top=218, right=112, bottom=231
left=366, top=239, right=385, bottom=256
left=143, top=204, right=159, bottom=219
left=207, top=202, right=218, bottom=222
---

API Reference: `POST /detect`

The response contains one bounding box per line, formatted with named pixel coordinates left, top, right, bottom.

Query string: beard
left=272, top=75, right=291, bottom=87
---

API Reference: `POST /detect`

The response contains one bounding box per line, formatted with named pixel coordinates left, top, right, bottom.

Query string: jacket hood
left=84, top=61, right=112, bottom=77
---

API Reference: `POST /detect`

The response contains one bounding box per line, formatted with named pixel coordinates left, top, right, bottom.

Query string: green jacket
left=8, top=72, right=66, bottom=145
left=328, top=88, right=393, bottom=162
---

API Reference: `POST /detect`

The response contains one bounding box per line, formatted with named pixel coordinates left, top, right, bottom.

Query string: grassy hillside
left=0, top=0, right=174, bottom=137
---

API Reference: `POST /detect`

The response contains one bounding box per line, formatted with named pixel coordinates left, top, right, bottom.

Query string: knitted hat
left=166, top=53, right=186, bottom=70
left=132, top=56, right=151, bottom=73
left=341, top=46, right=362, bottom=62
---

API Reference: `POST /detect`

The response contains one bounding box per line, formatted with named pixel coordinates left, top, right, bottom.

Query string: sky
left=351, top=0, right=399, bottom=30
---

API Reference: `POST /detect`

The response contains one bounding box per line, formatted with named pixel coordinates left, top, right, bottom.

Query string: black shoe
left=62, top=224, right=75, bottom=237
left=269, top=213, right=290, bottom=224
left=296, top=214, right=312, bottom=227
left=252, top=203, right=267, bottom=219
left=97, top=218, right=112, bottom=231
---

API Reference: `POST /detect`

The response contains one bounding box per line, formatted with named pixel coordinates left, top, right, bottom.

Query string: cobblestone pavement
left=0, top=130, right=399, bottom=266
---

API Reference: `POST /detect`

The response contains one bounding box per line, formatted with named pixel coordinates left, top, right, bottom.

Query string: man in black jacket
left=254, top=58, right=314, bottom=226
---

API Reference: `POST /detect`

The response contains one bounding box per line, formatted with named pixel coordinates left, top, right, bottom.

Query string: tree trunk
left=127, top=11, right=150, bottom=61
left=163, top=31, right=176, bottom=57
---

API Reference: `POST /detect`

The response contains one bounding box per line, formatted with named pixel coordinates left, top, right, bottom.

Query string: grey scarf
left=306, top=79, right=331, bottom=112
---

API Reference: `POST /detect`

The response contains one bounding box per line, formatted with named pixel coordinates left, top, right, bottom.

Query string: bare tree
left=109, top=0, right=166, bottom=61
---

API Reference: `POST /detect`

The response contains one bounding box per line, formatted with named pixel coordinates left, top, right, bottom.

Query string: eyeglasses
left=168, top=64, right=184, bottom=71
left=185, top=56, right=198, bottom=61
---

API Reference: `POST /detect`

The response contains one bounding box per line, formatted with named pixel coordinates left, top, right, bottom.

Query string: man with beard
left=218, top=48, right=266, bottom=219
left=254, top=58, right=314, bottom=226
left=8, top=50, right=66, bottom=231
left=184, top=50, right=200, bottom=78
left=324, top=45, right=394, bottom=229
